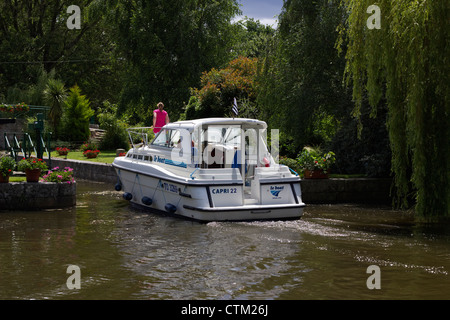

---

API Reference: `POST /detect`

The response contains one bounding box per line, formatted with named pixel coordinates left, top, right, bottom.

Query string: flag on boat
left=232, top=97, right=238, bottom=116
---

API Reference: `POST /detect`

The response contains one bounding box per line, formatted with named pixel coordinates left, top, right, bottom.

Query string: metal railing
left=4, top=132, right=51, bottom=166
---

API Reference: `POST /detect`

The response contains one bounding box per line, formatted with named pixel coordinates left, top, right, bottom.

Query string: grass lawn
left=50, top=150, right=119, bottom=164
left=8, top=176, right=26, bottom=182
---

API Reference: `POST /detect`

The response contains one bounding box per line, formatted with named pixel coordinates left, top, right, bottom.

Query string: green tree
left=61, top=85, right=94, bottom=142
left=257, top=0, right=352, bottom=152
left=231, top=18, right=275, bottom=58
left=183, top=56, right=258, bottom=119
left=339, top=0, right=450, bottom=218
left=43, top=79, right=67, bottom=137
left=0, top=1, right=121, bottom=108
left=107, top=0, right=241, bottom=122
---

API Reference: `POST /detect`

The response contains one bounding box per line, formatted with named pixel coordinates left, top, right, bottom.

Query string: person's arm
left=166, top=113, right=170, bottom=124
left=153, top=111, right=157, bottom=127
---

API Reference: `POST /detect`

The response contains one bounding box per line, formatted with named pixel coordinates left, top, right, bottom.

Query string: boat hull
left=113, top=164, right=305, bottom=222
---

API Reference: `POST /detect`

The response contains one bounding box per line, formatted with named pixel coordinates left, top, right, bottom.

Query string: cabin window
left=152, top=129, right=182, bottom=148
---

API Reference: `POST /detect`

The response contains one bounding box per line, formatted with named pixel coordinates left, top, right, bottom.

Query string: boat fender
left=123, top=192, right=133, bottom=201
left=115, top=183, right=122, bottom=191
left=165, top=203, right=177, bottom=214
left=142, top=196, right=153, bottom=206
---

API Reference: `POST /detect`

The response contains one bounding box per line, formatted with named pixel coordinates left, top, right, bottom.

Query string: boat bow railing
left=127, top=127, right=161, bottom=149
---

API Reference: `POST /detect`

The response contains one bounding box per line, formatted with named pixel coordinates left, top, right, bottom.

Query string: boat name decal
left=153, top=155, right=166, bottom=163
left=153, top=155, right=187, bottom=168
left=211, top=187, right=238, bottom=195
left=270, top=185, right=284, bottom=198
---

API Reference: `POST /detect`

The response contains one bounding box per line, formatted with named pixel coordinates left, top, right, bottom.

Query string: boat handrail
left=190, top=168, right=199, bottom=180
left=289, top=167, right=299, bottom=176
left=126, top=126, right=162, bottom=149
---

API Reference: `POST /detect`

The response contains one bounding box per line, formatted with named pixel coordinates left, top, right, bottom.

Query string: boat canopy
left=164, top=118, right=267, bottom=132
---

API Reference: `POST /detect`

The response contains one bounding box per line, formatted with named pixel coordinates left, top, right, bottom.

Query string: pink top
left=153, top=109, right=167, bottom=133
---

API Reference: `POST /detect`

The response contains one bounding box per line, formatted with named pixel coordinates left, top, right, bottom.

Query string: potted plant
left=56, top=147, right=70, bottom=156
left=0, top=156, right=16, bottom=183
left=41, top=166, right=75, bottom=184
left=297, top=147, right=336, bottom=179
left=83, top=149, right=100, bottom=159
left=17, top=157, right=48, bottom=182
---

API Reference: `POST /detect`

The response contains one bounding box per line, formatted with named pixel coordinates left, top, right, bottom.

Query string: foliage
left=231, top=18, right=276, bottom=58
left=0, top=156, right=16, bottom=178
left=56, top=147, right=70, bottom=156
left=83, top=149, right=100, bottom=158
left=41, top=167, right=75, bottom=184
left=43, top=79, right=67, bottom=137
left=327, top=103, right=391, bottom=178
left=80, top=141, right=99, bottom=153
left=279, top=156, right=302, bottom=176
left=105, top=0, right=241, bottom=122
left=61, top=85, right=94, bottom=143
left=297, top=147, right=336, bottom=174
left=0, top=103, right=29, bottom=113
left=0, top=1, right=118, bottom=108
left=257, top=0, right=352, bottom=151
left=339, top=0, right=450, bottom=218
left=184, top=56, right=258, bottom=119
left=17, top=158, right=48, bottom=172
left=97, top=101, right=129, bottom=150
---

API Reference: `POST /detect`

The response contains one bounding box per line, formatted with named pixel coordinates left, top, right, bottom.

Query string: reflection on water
left=0, top=181, right=449, bottom=300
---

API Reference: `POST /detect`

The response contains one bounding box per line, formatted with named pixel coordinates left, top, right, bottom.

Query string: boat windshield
left=192, top=124, right=272, bottom=169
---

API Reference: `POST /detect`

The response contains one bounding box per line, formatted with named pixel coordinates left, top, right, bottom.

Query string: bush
left=41, top=167, right=75, bottom=183
left=61, top=85, right=94, bottom=143
left=0, top=156, right=15, bottom=178
left=297, top=147, right=336, bottom=174
left=279, top=156, right=302, bottom=175
left=98, top=112, right=129, bottom=150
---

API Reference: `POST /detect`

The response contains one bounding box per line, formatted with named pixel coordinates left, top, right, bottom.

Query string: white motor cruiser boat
left=112, top=118, right=305, bottom=222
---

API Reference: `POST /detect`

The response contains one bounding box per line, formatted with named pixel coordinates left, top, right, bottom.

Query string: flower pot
left=0, top=174, right=10, bottom=183
left=303, top=169, right=329, bottom=179
left=25, top=169, right=41, bottom=182
left=85, top=153, right=98, bottom=159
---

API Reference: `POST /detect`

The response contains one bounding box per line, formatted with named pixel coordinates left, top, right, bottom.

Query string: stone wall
left=0, top=182, right=76, bottom=210
left=47, top=158, right=118, bottom=184
left=44, top=158, right=393, bottom=205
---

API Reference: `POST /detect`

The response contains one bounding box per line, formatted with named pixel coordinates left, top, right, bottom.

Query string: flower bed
left=41, top=166, right=75, bottom=184
left=0, top=102, right=29, bottom=114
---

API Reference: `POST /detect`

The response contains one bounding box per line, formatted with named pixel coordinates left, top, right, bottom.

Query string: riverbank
left=46, top=158, right=393, bottom=205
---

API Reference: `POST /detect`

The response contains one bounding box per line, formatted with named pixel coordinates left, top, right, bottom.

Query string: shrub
left=17, top=158, right=48, bottom=172
left=0, top=156, right=15, bottom=178
left=41, top=167, right=75, bottom=183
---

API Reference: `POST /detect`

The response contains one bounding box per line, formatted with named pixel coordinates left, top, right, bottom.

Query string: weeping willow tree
left=339, top=0, right=449, bottom=219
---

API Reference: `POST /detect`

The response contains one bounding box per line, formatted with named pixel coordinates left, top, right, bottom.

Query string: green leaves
left=61, top=85, right=94, bottom=142
left=341, top=0, right=450, bottom=218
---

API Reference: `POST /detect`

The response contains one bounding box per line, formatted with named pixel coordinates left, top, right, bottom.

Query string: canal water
left=0, top=181, right=449, bottom=300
